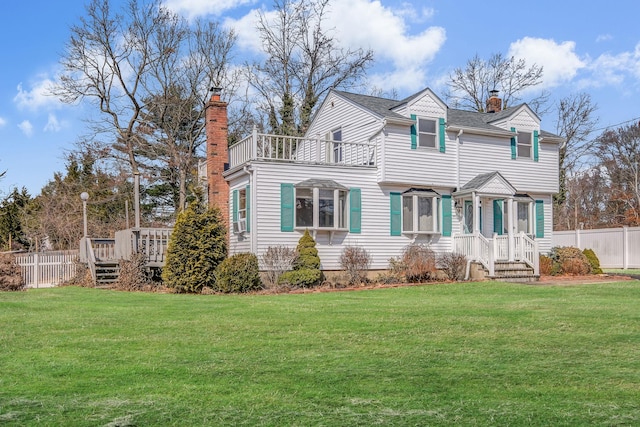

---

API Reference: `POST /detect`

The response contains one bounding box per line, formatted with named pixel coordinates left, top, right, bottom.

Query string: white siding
left=243, top=162, right=457, bottom=270
left=306, top=92, right=381, bottom=145
left=458, top=133, right=558, bottom=194
left=380, top=123, right=458, bottom=187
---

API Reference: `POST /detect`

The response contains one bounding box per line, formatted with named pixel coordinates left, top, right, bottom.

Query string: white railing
left=14, top=250, right=79, bottom=288
left=494, top=235, right=509, bottom=261
left=228, top=130, right=376, bottom=169
left=454, top=232, right=493, bottom=275
left=515, top=232, right=539, bottom=273
left=455, top=232, right=539, bottom=276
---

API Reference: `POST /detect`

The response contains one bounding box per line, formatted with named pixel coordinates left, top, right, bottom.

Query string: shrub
left=539, top=255, right=553, bottom=276
left=390, top=244, right=437, bottom=283
left=0, top=253, right=25, bottom=291
left=294, top=230, right=321, bottom=270
left=278, top=268, right=323, bottom=288
left=278, top=230, right=322, bottom=288
left=582, top=248, right=603, bottom=274
left=261, top=245, right=297, bottom=288
left=439, top=252, right=467, bottom=281
left=116, top=252, right=153, bottom=291
left=162, top=201, right=227, bottom=293
left=548, top=246, right=591, bottom=276
left=215, top=253, right=262, bottom=293
left=340, top=246, right=371, bottom=285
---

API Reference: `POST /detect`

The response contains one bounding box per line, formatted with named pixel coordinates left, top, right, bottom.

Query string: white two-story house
left=205, top=87, right=562, bottom=280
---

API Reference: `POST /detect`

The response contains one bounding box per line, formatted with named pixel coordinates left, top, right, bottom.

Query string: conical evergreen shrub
left=162, top=201, right=227, bottom=292
left=279, top=230, right=322, bottom=288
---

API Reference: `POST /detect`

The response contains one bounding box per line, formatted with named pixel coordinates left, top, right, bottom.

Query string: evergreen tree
left=162, top=201, right=227, bottom=292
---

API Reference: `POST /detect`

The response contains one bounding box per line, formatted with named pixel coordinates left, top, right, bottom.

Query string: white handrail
left=228, top=132, right=376, bottom=169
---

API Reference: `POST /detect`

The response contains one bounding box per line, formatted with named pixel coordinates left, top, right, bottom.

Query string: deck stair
left=94, top=261, right=120, bottom=287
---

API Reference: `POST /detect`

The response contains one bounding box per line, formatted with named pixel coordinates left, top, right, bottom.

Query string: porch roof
left=295, top=178, right=348, bottom=190
left=454, top=171, right=516, bottom=197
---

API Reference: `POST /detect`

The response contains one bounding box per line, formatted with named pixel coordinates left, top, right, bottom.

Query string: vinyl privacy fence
left=14, top=250, right=79, bottom=288
left=552, top=226, right=640, bottom=269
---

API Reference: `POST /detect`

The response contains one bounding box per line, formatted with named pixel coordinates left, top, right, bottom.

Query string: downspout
left=456, top=129, right=463, bottom=190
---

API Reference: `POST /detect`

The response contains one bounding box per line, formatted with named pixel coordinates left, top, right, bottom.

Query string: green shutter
left=439, top=117, right=446, bottom=153
left=245, top=185, right=251, bottom=232
left=442, top=194, right=452, bottom=237
left=533, top=130, right=539, bottom=162
left=410, top=114, right=417, bottom=150
left=493, top=200, right=503, bottom=235
left=535, top=200, right=544, bottom=238
left=280, top=183, right=294, bottom=232
left=232, top=189, right=238, bottom=224
left=349, top=188, right=362, bottom=233
left=510, top=127, right=517, bottom=159
left=390, top=192, right=402, bottom=236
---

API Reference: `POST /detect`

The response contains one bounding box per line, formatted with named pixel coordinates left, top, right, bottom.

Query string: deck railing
left=228, top=129, right=376, bottom=169
left=114, top=228, right=173, bottom=267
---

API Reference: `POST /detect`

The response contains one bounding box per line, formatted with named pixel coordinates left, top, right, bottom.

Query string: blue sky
left=1, top=0, right=639, bottom=196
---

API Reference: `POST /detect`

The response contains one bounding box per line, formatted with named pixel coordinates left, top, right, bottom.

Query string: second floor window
left=332, top=128, right=343, bottom=162
left=517, top=131, right=532, bottom=158
left=418, top=118, right=437, bottom=148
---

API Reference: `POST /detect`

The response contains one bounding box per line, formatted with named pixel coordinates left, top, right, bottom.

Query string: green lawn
left=604, top=268, right=640, bottom=275
left=1, top=282, right=639, bottom=426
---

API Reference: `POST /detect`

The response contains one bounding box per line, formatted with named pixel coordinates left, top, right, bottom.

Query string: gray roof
left=461, top=171, right=505, bottom=191
left=334, top=90, right=407, bottom=121
left=295, top=178, right=348, bottom=190
left=332, top=89, right=562, bottom=139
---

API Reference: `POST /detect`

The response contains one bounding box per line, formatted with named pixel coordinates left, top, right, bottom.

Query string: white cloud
left=596, top=34, right=613, bottom=43
left=585, top=42, right=640, bottom=88
left=163, top=0, right=256, bottom=19
left=44, top=113, right=62, bottom=133
left=0, top=117, right=6, bottom=128
left=18, top=120, right=34, bottom=137
left=13, top=76, right=61, bottom=111
left=226, top=0, right=446, bottom=92
left=330, top=0, right=445, bottom=70
left=508, top=37, right=586, bottom=89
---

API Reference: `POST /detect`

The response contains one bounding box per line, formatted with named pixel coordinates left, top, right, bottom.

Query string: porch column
left=473, top=192, right=481, bottom=233
left=507, top=197, right=515, bottom=261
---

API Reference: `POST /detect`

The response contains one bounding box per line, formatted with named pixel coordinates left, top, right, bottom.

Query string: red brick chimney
left=205, top=87, right=229, bottom=230
left=486, top=89, right=502, bottom=113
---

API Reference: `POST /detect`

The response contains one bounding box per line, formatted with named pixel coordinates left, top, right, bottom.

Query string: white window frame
left=517, top=131, right=532, bottom=159
left=417, top=117, right=437, bottom=149
left=233, top=188, right=248, bottom=233
left=332, top=128, right=343, bottom=162
left=516, top=201, right=533, bottom=234
left=295, top=187, right=348, bottom=231
left=402, top=192, right=440, bottom=234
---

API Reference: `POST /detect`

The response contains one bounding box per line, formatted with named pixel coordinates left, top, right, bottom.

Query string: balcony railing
left=228, top=129, right=376, bottom=170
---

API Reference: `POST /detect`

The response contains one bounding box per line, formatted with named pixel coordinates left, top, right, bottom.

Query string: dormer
left=392, top=88, right=448, bottom=153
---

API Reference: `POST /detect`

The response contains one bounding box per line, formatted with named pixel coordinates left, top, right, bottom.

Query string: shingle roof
left=332, top=89, right=562, bottom=139
left=461, top=171, right=504, bottom=190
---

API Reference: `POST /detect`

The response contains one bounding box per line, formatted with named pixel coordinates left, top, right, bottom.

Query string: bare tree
left=593, top=123, right=640, bottom=226
left=446, top=53, right=547, bottom=113
left=55, top=0, right=237, bottom=218
left=553, top=93, right=598, bottom=216
left=249, top=0, right=373, bottom=135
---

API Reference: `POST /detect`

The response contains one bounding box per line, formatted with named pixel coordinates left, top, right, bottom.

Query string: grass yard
left=1, top=281, right=639, bottom=426
left=605, top=268, right=640, bottom=275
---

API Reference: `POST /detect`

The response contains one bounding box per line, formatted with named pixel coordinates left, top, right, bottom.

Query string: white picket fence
left=14, top=250, right=79, bottom=288
left=552, top=226, right=640, bottom=269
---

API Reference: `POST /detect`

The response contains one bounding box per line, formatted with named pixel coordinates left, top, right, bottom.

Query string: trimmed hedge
left=215, top=253, right=262, bottom=293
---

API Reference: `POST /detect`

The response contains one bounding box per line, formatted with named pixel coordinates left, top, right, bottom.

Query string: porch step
left=491, top=261, right=539, bottom=283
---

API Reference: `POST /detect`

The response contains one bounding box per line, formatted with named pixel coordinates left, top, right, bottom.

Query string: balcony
left=228, top=129, right=377, bottom=170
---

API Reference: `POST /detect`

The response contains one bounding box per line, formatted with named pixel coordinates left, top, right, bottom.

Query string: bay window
left=401, top=189, right=439, bottom=233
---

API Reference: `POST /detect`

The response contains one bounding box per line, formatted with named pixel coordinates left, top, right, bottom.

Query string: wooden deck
left=80, top=228, right=172, bottom=285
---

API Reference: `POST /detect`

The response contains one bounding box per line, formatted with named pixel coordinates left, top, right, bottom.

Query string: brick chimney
left=486, top=89, right=502, bottom=113
left=205, top=87, right=229, bottom=230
